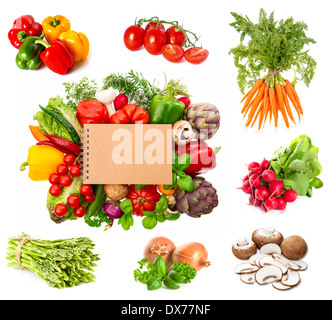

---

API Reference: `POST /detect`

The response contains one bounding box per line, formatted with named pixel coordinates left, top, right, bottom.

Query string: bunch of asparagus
left=6, top=233, right=100, bottom=288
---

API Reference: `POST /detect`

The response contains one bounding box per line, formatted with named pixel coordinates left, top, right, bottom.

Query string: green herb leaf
left=147, top=277, right=162, bottom=291
left=177, top=174, right=194, bottom=192
left=142, top=216, right=158, bottom=229
left=120, top=199, right=133, bottom=215
left=155, top=194, right=169, bottom=214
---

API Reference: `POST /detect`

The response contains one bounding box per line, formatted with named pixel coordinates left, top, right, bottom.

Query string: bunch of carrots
left=241, top=74, right=303, bottom=130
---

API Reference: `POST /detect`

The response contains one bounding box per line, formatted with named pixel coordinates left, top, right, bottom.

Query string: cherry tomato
left=63, top=154, right=76, bottom=166
left=54, top=204, right=68, bottom=217
left=74, top=205, right=86, bottom=218
left=57, top=164, right=69, bottom=175
left=144, top=28, right=167, bottom=55
left=161, top=44, right=184, bottom=63
left=124, top=25, right=145, bottom=51
left=145, top=22, right=165, bottom=32
left=67, top=195, right=81, bottom=208
left=166, top=26, right=186, bottom=47
left=80, top=184, right=93, bottom=196
left=49, top=184, right=62, bottom=197
left=83, top=193, right=95, bottom=204
left=49, top=173, right=60, bottom=184
left=59, top=174, right=72, bottom=187
left=69, top=164, right=81, bottom=177
left=184, top=47, right=209, bottom=64
left=178, top=96, right=191, bottom=108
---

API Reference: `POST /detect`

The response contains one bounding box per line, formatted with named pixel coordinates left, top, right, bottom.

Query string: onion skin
left=172, top=242, right=211, bottom=271
left=143, top=237, right=176, bottom=267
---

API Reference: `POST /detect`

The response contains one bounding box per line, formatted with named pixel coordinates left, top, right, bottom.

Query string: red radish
left=248, top=162, right=260, bottom=171
left=243, top=174, right=249, bottom=182
left=276, top=197, right=287, bottom=210
left=249, top=195, right=262, bottom=207
left=249, top=167, right=263, bottom=176
left=114, top=94, right=128, bottom=109
left=262, top=196, right=278, bottom=211
left=268, top=180, right=284, bottom=197
left=255, top=185, right=270, bottom=200
left=241, top=180, right=253, bottom=194
left=262, top=170, right=276, bottom=182
left=284, top=189, right=298, bottom=203
left=261, top=158, right=271, bottom=170
left=178, top=96, right=191, bottom=108
left=249, top=174, right=261, bottom=188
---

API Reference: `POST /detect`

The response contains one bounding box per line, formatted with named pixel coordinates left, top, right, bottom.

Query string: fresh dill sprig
left=229, top=9, right=317, bottom=94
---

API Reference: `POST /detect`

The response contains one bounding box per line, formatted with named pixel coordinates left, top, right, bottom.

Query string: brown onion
left=172, top=242, right=211, bottom=271
left=143, top=236, right=176, bottom=267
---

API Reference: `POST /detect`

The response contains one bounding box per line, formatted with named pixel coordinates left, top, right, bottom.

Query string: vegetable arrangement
left=240, top=135, right=323, bottom=213
left=229, top=9, right=317, bottom=130
left=8, top=14, right=89, bottom=75
left=124, top=17, right=209, bottom=64
left=21, top=71, right=220, bottom=231
left=134, top=237, right=210, bottom=290
left=6, top=233, right=99, bottom=288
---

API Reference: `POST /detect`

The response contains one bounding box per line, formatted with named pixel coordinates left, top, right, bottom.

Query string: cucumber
left=84, top=185, right=107, bottom=219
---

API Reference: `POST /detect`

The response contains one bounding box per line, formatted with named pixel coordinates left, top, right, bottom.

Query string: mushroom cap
left=172, top=120, right=196, bottom=146
left=280, top=235, right=308, bottom=260
left=252, top=227, right=284, bottom=249
left=232, top=238, right=257, bottom=260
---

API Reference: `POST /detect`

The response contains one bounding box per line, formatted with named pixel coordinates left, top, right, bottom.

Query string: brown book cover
left=82, top=124, right=173, bottom=185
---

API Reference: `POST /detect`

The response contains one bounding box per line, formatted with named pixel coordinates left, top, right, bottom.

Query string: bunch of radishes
left=241, top=159, right=298, bottom=212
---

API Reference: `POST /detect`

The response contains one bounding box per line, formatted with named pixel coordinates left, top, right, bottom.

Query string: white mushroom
left=272, top=281, right=293, bottom=291
left=232, top=238, right=257, bottom=260
left=281, top=270, right=301, bottom=287
left=172, top=121, right=196, bottom=146
left=95, top=87, right=117, bottom=116
left=252, top=227, right=284, bottom=249
left=234, top=263, right=259, bottom=275
left=255, top=266, right=283, bottom=285
left=240, top=273, right=256, bottom=285
left=258, top=256, right=288, bottom=274
left=272, top=254, right=300, bottom=271
left=260, top=243, right=282, bottom=255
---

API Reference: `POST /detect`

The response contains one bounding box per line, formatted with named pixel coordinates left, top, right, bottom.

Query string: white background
left=1, top=0, right=331, bottom=301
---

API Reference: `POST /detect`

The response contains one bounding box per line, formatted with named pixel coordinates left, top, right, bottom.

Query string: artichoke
left=175, top=176, right=218, bottom=218
left=184, top=103, right=220, bottom=140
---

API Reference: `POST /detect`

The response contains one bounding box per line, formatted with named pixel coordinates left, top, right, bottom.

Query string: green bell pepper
left=16, top=35, right=45, bottom=70
left=149, top=85, right=185, bottom=125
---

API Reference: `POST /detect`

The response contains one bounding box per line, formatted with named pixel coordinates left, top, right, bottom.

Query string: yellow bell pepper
left=42, top=15, right=71, bottom=44
left=59, top=30, right=89, bottom=62
left=20, top=145, right=64, bottom=181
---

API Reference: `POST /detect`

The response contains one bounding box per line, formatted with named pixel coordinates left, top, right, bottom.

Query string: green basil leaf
left=142, top=211, right=156, bottom=217
left=155, top=194, right=169, bottom=214
left=156, top=213, right=166, bottom=223
left=163, top=276, right=180, bottom=290
left=165, top=213, right=181, bottom=221
left=177, top=175, right=194, bottom=192
left=135, top=184, right=147, bottom=191
left=168, top=270, right=186, bottom=283
left=142, top=216, right=158, bottom=229
left=153, top=255, right=166, bottom=276
left=177, top=153, right=191, bottom=171
left=120, top=199, right=133, bottom=215
left=147, top=277, right=162, bottom=291
left=118, top=213, right=134, bottom=231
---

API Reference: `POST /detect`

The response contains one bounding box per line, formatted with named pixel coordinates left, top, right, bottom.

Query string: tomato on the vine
left=184, top=47, right=209, bottom=64
left=54, top=204, right=68, bottom=217
left=67, top=195, right=81, bottom=208
left=145, top=22, right=165, bottom=31
left=144, top=28, right=167, bottom=55
left=166, top=26, right=186, bottom=47
left=161, top=44, right=184, bottom=63
left=49, top=184, right=62, bottom=197
left=57, top=164, right=68, bottom=175
left=80, top=184, right=93, bottom=196
left=59, top=175, right=72, bottom=187
left=74, top=205, right=86, bottom=218
left=63, top=154, right=76, bottom=166
left=124, top=25, right=145, bottom=51
left=83, top=193, right=95, bottom=204
left=49, top=173, right=60, bottom=184
left=69, top=164, right=81, bottom=177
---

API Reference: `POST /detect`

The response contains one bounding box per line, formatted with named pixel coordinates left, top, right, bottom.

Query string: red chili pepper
left=36, top=141, right=75, bottom=155
left=8, top=15, right=43, bottom=49
left=110, top=104, right=150, bottom=124
left=35, top=39, right=74, bottom=75
left=43, top=135, right=82, bottom=155
left=126, top=185, right=161, bottom=217
left=176, top=141, right=218, bottom=176
left=76, top=100, right=110, bottom=127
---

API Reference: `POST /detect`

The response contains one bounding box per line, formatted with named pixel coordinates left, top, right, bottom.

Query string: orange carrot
left=263, top=97, right=271, bottom=127
left=284, top=84, right=301, bottom=121
left=282, top=85, right=296, bottom=124
left=269, top=86, right=278, bottom=128
left=275, top=83, right=289, bottom=128
left=245, top=83, right=266, bottom=127
left=241, top=78, right=264, bottom=113
left=285, top=80, right=303, bottom=114
left=259, top=86, right=269, bottom=130
left=251, top=99, right=264, bottom=128
left=29, top=125, right=49, bottom=142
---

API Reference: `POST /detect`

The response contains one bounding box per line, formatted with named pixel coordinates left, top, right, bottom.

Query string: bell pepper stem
left=51, top=16, right=60, bottom=27
left=165, top=85, right=173, bottom=101
left=20, top=161, right=29, bottom=172
left=214, top=147, right=221, bottom=155
left=17, top=30, right=28, bottom=42
left=35, top=40, right=51, bottom=48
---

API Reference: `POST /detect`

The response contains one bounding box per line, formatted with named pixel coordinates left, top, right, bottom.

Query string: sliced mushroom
left=240, top=273, right=256, bottom=285
left=172, top=121, right=196, bottom=146
left=272, top=281, right=293, bottom=291
left=281, top=270, right=301, bottom=287
left=234, top=263, right=259, bottom=275
left=232, top=238, right=257, bottom=260
left=255, top=266, right=283, bottom=285
left=272, top=254, right=300, bottom=271
left=260, top=243, right=282, bottom=255
left=294, top=260, right=308, bottom=271
left=253, top=254, right=270, bottom=267
left=258, top=256, right=288, bottom=274
left=252, top=227, right=284, bottom=249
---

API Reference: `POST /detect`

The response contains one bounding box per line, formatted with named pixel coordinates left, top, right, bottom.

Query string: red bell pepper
left=35, top=39, right=74, bottom=75
left=126, top=185, right=161, bottom=217
left=176, top=141, right=218, bottom=176
left=110, top=104, right=150, bottom=124
left=76, top=100, right=110, bottom=126
left=8, top=15, right=43, bottom=49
